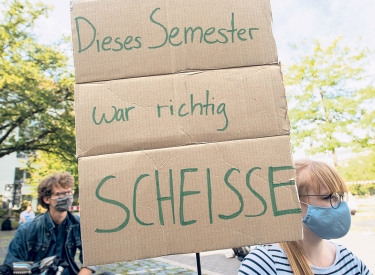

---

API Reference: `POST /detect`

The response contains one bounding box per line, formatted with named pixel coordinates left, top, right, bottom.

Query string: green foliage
left=26, top=151, right=78, bottom=196
left=348, top=184, right=375, bottom=196
left=369, top=184, right=375, bottom=195
left=0, top=0, right=75, bottom=162
left=337, top=153, right=375, bottom=181
left=354, top=85, right=375, bottom=153
left=0, top=208, right=6, bottom=218
left=284, top=37, right=374, bottom=166
left=338, top=153, right=375, bottom=196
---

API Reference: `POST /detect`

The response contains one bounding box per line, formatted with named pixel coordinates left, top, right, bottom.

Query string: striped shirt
left=238, top=243, right=372, bottom=275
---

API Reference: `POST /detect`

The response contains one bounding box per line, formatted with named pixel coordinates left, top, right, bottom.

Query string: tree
left=284, top=37, right=374, bottom=167
left=0, top=0, right=75, bottom=161
left=26, top=151, right=78, bottom=197
left=353, top=85, right=375, bottom=153
left=337, top=153, right=375, bottom=182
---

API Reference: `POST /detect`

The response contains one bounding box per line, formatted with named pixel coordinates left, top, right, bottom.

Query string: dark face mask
left=54, top=195, right=73, bottom=212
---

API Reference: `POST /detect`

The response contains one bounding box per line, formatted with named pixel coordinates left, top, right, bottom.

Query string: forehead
left=307, top=183, right=330, bottom=195
left=51, top=184, right=72, bottom=194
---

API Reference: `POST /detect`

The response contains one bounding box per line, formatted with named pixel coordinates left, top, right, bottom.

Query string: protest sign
left=70, top=0, right=303, bottom=266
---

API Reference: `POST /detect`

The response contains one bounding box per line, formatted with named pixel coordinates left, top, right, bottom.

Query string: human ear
left=43, top=196, right=51, bottom=205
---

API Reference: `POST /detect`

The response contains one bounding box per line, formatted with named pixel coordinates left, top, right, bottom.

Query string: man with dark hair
left=4, top=172, right=113, bottom=275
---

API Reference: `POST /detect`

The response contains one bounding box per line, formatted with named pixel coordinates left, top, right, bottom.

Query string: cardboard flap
left=78, top=137, right=302, bottom=265
left=75, top=65, right=290, bottom=157
left=71, top=0, right=278, bottom=83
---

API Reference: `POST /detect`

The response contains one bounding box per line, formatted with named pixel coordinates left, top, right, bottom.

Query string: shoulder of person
left=239, top=244, right=282, bottom=275
left=16, top=214, right=44, bottom=234
left=245, top=244, right=284, bottom=259
left=74, top=215, right=80, bottom=223
left=20, top=213, right=44, bottom=225
left=333, top=242, right=363, bottom=262
left=332, top=242, right=352, bottom=255
left=68, top=211, right=81, bottom=223
left=330, top=242, right=372, bottom=274
left=331, top=242, right=363, bottom=265
left=255, top=244, right=284, bottom=253
left=33, top=213, right=46, bottom=222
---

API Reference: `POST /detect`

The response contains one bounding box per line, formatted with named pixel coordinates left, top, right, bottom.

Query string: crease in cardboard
left=231, top=229, right=254, bottom=240
left=76, top=134, right=293, bottom=159
left=178, top=125, right=193, bottom=141
left=75, top=63, right=280, bottom=85
left=140, top=151, right=158, bottom=170
left=102, top=83, right=155, bottom=109
left=76, top=148, right=93, bottom=159
left=252, top=65, right=271, bottom=76
left=175, top=78, right=193, bottom=142
left=216, top=146, right=237, bottom=169
left=178, top=71, right=204, bottom=76
left=161, top=227, right=167, bottom=245
left=159, top=152, right=179, bottom=169
left=248, top=170, right=269, bottom=184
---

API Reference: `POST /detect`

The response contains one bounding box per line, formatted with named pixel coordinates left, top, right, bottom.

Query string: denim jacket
left=4, top=211, right=91, bottom=274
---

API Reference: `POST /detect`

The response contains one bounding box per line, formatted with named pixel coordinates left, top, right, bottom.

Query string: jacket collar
left=44, top=211, right=79, bottom=231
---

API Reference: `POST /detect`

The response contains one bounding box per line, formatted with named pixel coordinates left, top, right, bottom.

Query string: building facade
left=0, top=152, right=37, bottom=210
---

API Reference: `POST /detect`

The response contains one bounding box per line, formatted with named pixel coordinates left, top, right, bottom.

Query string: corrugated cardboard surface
left=71, top=0, right=277, bottom=83
left=75, top=65, right=289, bottom=157
left=79, top=136, right=302, bottom=266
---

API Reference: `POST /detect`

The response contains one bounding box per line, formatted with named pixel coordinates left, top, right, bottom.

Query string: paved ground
left=1, top=195, right=374, bottom=274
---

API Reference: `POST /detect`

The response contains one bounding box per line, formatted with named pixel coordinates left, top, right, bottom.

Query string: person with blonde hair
left=238, top=159, right=372, bottom=275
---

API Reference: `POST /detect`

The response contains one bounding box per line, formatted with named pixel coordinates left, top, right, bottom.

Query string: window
left=14, top=168, right=30, bottom=181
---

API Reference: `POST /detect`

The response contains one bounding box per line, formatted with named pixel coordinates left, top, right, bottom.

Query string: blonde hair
left=281, top=159, right=348, bottom=275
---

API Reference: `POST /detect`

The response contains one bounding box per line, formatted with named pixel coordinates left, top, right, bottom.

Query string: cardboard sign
left=71, top=0, right=303, bottom=266
left=75, top=65, right=290, bottom=157
left=70, top=0, right=277, bottom=83
left=79, top=136, right=302, bottom=265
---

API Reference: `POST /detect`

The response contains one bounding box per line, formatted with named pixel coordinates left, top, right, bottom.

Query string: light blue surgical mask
left=301, top=201, right=351, bottom=239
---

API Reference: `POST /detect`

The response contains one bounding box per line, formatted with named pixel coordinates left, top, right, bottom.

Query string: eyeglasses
left=51, top=189, right=74, bottom=198
left=300, top=193, right=345, bottom=209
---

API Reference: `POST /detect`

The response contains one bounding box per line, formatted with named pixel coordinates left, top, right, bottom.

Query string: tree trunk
left=332, top=149, right=338, bottom=167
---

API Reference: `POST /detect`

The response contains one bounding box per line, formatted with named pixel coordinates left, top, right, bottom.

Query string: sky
left=32, top=0, right=375, bottom=163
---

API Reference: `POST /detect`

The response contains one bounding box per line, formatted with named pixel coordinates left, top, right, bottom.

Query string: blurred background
left=0, top=0, right=374, bottom=272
